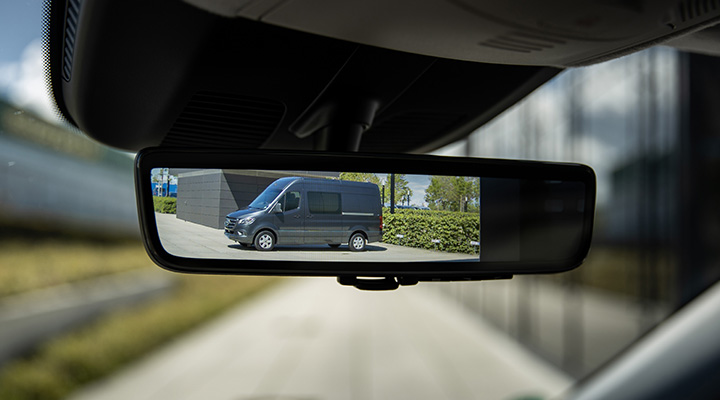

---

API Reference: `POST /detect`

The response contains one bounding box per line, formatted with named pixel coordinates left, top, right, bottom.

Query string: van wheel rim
left=352, top=236, right=364, bottom=249
left=259, top=234, right=272, bottom=249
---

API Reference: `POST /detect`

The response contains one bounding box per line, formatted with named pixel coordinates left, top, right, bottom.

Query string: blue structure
left=152, top=182, right=177, bottom=197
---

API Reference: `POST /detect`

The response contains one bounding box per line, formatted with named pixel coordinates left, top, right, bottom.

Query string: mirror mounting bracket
left=337, top=276, right=407, bottom=291
left=337, top=275, right=514, bottom=290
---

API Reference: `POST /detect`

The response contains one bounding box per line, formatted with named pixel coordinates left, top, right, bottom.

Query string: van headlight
left=238, top=217, right=255, bottom=225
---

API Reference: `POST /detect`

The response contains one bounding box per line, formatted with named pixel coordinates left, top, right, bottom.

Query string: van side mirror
left=272, top=203, right=282, bottom=213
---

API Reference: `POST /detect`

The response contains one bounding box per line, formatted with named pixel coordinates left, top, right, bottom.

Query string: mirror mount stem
left=293, top=98, right=381, bottom=152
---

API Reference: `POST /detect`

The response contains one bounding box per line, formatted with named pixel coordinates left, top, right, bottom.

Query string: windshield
left=2, top=2, right=720, bottom=400
left=246, top=179, right=294, bottom=209
left=247, top=187, right=282, bottom=209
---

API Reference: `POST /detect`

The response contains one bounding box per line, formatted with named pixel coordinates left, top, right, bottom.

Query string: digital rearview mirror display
left=152, top=169, right=483, bottom=262
left=136, top=149, right=595, bottom=278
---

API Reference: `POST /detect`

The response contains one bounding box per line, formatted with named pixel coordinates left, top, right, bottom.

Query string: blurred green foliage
left=0, top=271, right=279, bottom=400
left=0, top=239, right=147, bottom=298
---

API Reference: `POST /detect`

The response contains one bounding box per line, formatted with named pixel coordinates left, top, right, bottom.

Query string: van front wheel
left=349, top=233, right=366, bottom=252
left=254, top=231, right=275, bottom=251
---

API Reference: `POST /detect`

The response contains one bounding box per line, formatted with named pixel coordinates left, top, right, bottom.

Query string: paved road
left=69, top=278, right=571, bottom=400
left=156, top=213, right=479, bottom=262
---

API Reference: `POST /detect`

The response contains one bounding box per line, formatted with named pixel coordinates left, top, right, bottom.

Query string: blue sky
left=0, top=2, right=44, bottom=64
left=405, top=174, right=430, bottom=206
left=0, top=2, right=57, bottom=121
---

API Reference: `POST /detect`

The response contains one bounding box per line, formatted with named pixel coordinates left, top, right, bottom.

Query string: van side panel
left=303, top=183, right=345, bottom=244
left=340, top=184, right=382, bottom=244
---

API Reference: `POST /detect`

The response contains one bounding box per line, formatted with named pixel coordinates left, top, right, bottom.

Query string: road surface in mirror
left=156, top=212, right=477, bottom=262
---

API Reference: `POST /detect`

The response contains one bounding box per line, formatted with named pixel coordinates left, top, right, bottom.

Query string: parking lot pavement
left=155, top=212, right=478, bottom=262
left=69, top=278, right=571, bottom=400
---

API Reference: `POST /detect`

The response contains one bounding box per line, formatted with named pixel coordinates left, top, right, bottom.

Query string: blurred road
left=69, top=278, right=570, bottom=400
left=156, top=212, right=479, bottom=262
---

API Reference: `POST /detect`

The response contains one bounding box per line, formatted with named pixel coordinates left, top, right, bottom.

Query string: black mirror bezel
left=135, top=147, right=596, bottom=279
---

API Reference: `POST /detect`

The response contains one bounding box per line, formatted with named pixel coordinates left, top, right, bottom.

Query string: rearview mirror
left=135, top=148, right=596, bottom=289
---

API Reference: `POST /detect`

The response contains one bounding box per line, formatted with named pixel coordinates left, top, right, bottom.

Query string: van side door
left=273, top=188, right=304, bottom=245
left=305, top=190, right=344, bottom=245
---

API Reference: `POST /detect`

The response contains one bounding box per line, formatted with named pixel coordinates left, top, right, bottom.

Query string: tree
left=339, top=172, right=380, bottom=186
left=384, top=174, right=412, bottom=206
left=425, top=175, right=479, bottom=211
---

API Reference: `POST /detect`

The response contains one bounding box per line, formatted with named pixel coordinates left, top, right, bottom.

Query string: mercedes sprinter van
left=225, top=177, right=382, bottom=251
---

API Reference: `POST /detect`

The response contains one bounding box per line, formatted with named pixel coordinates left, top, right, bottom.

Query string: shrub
left=382, top=209, right=480, bottom=254
left=153, top=197, right=176, bottom=214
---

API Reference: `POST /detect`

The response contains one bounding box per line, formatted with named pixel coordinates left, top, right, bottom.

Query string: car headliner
left=45, top=0, right=720, bottom=152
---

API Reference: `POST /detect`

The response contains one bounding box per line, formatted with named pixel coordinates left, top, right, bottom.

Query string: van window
left=308, top=192, right=341, bottom=214
left=281, top=191, right=301, bottom=212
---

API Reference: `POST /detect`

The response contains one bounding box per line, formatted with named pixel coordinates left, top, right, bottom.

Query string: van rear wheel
left=349, top=233, right=366, bottom=252
left=254, top=231, right=275, bottom=251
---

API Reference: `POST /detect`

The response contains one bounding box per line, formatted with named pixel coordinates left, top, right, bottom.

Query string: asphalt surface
left=69, top=278, right=571, bottom=400
left=155, top=212, right=479, bottom=262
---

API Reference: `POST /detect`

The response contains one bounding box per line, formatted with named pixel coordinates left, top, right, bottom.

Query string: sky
left=405, top=174, right=430, bottom=206
left=0, top=1, right=58, bottom=121
left=0, top=2, right=45, bottom=64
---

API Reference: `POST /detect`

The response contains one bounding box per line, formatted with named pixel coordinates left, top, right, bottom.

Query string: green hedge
left=382, top=209, right=480, bottom=254
left=153, top=197, right=176, bottom=214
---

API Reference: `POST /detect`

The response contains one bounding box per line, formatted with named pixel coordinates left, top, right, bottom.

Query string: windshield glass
left=247, top=179, right=293, bottom=209
left=2, top=2, right=720, bottom=399
left=247, top=188, right=282, bottom=209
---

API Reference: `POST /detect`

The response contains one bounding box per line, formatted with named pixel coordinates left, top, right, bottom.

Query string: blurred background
left=1, top=1, right=719, bottom=399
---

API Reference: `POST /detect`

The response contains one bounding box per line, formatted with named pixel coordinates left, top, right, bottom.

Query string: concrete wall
left=174, top=170, right=339, bottom=229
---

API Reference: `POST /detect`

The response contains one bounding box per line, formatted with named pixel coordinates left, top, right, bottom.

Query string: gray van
left=224, top=177, right=382, bottom=251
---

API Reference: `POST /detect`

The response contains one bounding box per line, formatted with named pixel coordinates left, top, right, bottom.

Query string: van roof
left=278, top=177, right=379, bottom=190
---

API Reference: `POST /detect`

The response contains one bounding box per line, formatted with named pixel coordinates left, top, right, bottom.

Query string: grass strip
left=0, top=272, right=280, bottom=400
left=0, top=239, right=150, bottom=298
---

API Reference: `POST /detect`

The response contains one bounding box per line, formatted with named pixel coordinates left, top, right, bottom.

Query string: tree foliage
left=384, top=174, right=412, bottom=206
left=339, top=172, right=380, bottom=185
left=153, top=197, right=177, bottom=214
left=425, top=176, right=479, bottom=212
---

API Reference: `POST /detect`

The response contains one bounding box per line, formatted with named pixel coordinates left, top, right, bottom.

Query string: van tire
left=254, top=231, right=275, bottom=251
left=349, top=233, right=366, bottom=252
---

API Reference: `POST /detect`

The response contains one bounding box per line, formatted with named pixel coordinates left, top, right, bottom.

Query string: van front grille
left=225, top=217, right=237, bottom=232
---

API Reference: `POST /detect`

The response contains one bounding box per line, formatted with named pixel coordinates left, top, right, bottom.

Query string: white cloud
left=406, top=174, right=430, bottom=206
left=0, top=39, right=59, bottom=122
left=0, top=63, right=19, bottom=91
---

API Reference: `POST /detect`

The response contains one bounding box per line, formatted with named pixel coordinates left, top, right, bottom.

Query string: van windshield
left=248, top=187, right=282, bottom=209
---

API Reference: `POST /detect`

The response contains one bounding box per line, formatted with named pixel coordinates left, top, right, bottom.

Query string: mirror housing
left=135, top=148, right=596, bottom=288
